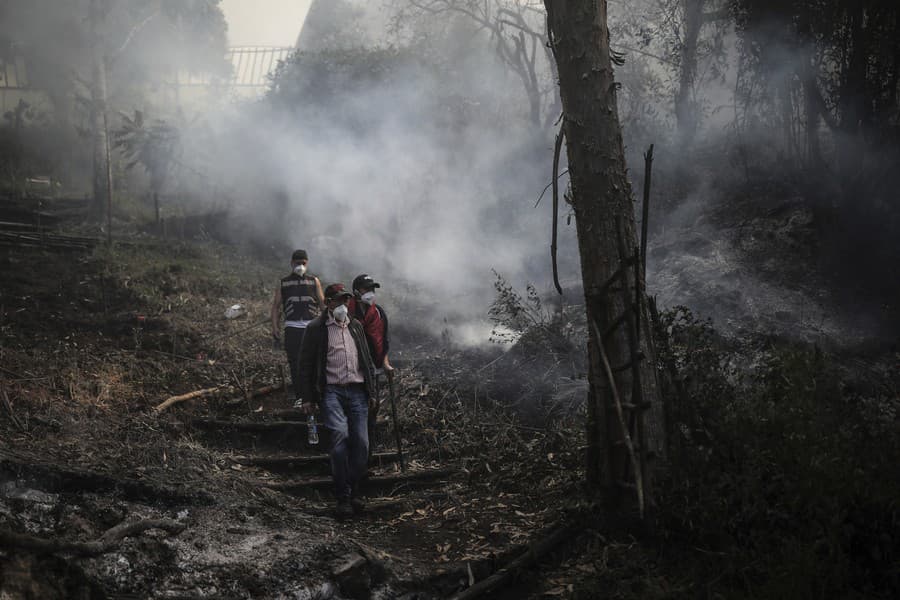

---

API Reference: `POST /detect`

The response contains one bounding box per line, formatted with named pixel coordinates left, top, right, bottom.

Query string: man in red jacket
left=349, top=274, right=396, bottom=460
left=349, top=274, right=394, bottom=380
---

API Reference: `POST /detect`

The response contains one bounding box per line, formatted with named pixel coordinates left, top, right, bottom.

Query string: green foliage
left=268, top=45, right=419, bottom=110
left=488, top=269, right=548, bottom=343
left=0, top=101, right=69, bottom=195
left=487, top=269, right=580, bottom=357
left=266, top=33, right=536, bottom=132
left=484, top=271, right=587, bottom=420
left=655, top=307, right=900, bottom=598
left=113, top=110, right=180, bottom=192
left=95, top=241, right=274, bottom=313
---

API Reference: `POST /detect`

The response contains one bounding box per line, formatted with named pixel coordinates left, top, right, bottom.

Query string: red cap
left=324, top=283, right=352, bottom=301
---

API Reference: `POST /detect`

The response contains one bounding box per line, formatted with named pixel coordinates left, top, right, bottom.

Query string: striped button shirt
left=325, top=317, right=365, bottom=385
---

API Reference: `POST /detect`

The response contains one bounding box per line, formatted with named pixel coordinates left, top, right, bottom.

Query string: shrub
left=655, top=307, right=900, bottom=598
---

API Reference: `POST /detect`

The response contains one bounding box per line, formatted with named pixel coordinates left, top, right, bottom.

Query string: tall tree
left=393, top=0, right=559, bottom=128
left=671, top=0, right=729, bottom=145
left=607, top=0, right=730, bottom=145
left=0, top=0, right=227, bottom=218
left=542, top=0, right=665, bottom=514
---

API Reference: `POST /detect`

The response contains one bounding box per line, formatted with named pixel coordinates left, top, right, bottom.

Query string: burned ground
left=0, top=218, right=595, bottom=599
left=1, top=192, right=898, bottom=599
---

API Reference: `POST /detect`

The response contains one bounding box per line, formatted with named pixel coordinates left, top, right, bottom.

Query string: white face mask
left=293, top=264, right=307, bottom=276
left=332, top=304, right=349, bottom=322
left=360, top=291, right=376, bottom=305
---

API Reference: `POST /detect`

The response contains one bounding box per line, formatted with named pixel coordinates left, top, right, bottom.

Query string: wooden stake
left=640, top=144, right=654, bottom=276
left=551, top=125, right=565, bottom=295
left=591, top=317, right=644, bottom=519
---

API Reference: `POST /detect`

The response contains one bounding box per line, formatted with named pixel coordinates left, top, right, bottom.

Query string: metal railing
left=177, top=46, right=294, bottom=90
left=0, top=56, right=28, bottom=89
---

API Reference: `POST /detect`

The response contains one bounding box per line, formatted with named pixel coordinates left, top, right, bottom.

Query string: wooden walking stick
left=367, top=378, right=380, bottom=463
left=388, top=375, right=405, bottom=472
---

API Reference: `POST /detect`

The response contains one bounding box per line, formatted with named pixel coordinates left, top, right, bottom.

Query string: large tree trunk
left=543, top=0, right=665, bottom=514
left=675, top=0, right=704, bottom=146
left=837, top=3, right=869, bottom=182
left=89, top=0, right=112, bottom=221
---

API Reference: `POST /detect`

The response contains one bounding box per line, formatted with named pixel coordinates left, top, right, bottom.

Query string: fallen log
left=0, top=450, right=214, bottom=506
left=222, top=383, right=282, bottom=407
left=234, top=451, right=400, bottom=469
left=155, top=386, right=229, bottom=413
left=298, top=498, right=407, bottom=517
left=192, top=416, right=389, bottom=432
left=449, top=523, right=575, bottom=600
left=265, top=468, right=456, bottom=494
left=0, top=519, right=184, bottom=557
left=190, top=418, right=308, bottom=431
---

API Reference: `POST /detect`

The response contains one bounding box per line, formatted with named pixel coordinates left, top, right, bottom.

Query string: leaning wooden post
left=551, top=125, right=565, bottom=295
left=641, top=144, right=654, bottom=276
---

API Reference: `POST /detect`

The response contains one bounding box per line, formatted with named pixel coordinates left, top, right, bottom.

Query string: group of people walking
left=270, top=249, right=393, bottom=519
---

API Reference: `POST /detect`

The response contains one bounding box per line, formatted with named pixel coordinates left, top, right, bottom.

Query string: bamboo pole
left=640, top=144, right=654, bottom=275
left=591, top=317, right=644, bottom=519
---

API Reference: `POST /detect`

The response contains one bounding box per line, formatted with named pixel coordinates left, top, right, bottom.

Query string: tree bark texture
left=543, top=0, right=665, bottom=513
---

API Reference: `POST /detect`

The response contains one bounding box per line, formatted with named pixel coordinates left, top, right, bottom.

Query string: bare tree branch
left=112, top=10, right=160, bottom=61
left=0, top=519, right=185, bottom=557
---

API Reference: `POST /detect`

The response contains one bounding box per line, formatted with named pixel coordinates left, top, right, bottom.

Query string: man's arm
left=352, top=321, right=378, bottom=409
left=378, top=305, right=394, bottom=380
left=314, top=277, right=325, bottom=308
left=297, top=321, right=319, bottom=412
left=270, top=286, right=282, bottom=339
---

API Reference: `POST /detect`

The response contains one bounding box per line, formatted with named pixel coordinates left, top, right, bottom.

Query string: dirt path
left=0, top=227, right=582, bottom=599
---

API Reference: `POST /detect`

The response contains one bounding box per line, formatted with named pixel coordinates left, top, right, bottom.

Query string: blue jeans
left=321, top=384, right=369, bottom=500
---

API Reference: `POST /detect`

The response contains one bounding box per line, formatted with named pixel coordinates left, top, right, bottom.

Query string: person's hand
left=300, top=401, right=317, bottom=415
left=271, top=330, right=280, bottom=342
left=384, top=364, right=396, bottom=383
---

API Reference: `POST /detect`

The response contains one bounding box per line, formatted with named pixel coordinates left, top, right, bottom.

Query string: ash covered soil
left=0, top=237, right=584, bottom=600
left=1, top=191, right=897, bottom=599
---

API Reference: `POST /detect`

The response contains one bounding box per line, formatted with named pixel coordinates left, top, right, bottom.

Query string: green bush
left=655, top=307, right=900, bottom=598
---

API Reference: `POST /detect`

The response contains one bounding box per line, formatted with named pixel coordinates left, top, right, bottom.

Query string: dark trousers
left=321, top=384, right=369, bottom=500
left=284, top=327, right=306, bottom=401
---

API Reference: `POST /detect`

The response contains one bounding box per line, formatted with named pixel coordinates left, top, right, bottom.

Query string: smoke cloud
left=177, top=1, right=579, bottom=344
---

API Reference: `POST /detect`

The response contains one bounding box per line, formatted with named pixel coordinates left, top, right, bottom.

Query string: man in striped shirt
left=297, top=283, right=376, bottom=519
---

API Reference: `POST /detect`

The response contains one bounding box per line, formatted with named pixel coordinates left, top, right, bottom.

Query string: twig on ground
left=154, top=386, right=228, bottom=413
left=0, top=519, right=185, bottom=557
left=0, top=382, right=25, bottom=432
left=449, top=522, right=574, bottom=600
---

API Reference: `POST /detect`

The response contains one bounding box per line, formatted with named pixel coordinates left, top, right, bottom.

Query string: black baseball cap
left=324, top=283, right=353, bottom=301
left=291, top=249, right=308, bottom=261
left=352, top=274, right=381, bottom=291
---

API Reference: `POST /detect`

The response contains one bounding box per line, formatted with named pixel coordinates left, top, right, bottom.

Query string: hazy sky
left=220, top=0, right=312, bottom=47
